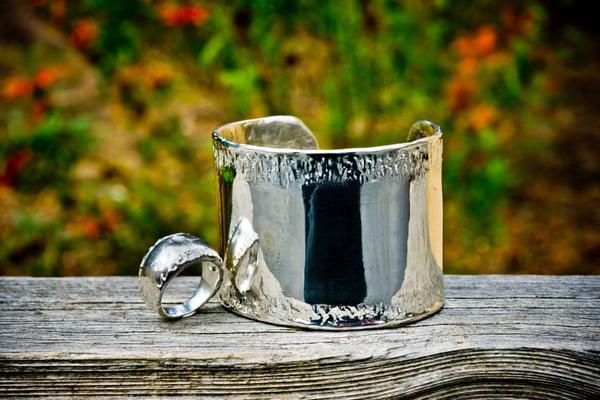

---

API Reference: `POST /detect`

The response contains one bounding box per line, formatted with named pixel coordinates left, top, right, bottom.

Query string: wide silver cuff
left=138, top=116, right=444, bottom=330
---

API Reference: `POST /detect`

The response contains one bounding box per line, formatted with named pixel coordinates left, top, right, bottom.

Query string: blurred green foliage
left=0, top=0, right=598, bottom=275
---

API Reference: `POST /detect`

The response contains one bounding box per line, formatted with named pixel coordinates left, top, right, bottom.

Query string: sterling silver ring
left=138, top=233, right=223, bottom=320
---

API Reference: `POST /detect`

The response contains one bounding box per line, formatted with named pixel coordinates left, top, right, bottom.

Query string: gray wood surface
left=0, top=275, right=598, bottom=399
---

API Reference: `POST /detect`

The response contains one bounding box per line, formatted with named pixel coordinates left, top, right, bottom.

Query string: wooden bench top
left=0, top=275, right=599, bottom=398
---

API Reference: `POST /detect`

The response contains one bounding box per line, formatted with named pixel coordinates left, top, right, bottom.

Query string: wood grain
left=0, top=275, right=598, bottom=398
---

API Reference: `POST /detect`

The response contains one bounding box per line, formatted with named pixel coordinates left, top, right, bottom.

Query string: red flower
left=160, top=4, right=208, bottom=27
left=2, top=77, right=33, bottom=100
left=0, top=149, right=33, bottom=188
left=71, top=19, right=98, bottom=48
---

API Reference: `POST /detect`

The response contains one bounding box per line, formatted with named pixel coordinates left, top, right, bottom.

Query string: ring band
left=138, top=233, right=223, bottom=319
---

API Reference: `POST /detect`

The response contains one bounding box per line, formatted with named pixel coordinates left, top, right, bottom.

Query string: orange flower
left=71, top=19, right=98, bottom=48
left=160, top=4, right=208, bottom=26
left=34, top=66, right=63, bottom=89
left=446, top=80, right=475, bottom=112
left=2, top=77, right=32, bottom=100
left=454, top=36, right=472, bottom=58
left=81, top=217, right=101, bottom=240
left=473, top=26, right=497, bottom=57
left=457, top=57, right=478, bottom=78
left=470, top=104, right=497, bottom=131
left=454, top=26, right=497, bottom=59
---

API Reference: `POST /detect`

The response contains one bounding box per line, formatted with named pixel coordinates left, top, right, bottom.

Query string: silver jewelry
left=139, top=116, right=444, bottom=329
left=138, top=233, right=223, bottom=320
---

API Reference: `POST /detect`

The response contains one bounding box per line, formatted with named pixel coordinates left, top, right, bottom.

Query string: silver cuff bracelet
left=139, top=116, right=444, bottom=330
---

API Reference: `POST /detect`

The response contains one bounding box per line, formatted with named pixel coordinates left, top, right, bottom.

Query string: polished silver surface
left=139, top=115, right=444, bottom=329
left=213, top=116, right=444, bottom=330
left=225, top=217, right=261, bottom=294
left=138, top=233, right=223, bottom=319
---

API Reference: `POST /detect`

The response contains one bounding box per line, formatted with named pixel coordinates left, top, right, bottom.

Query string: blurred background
left=0, top=0, right=598, bottom=276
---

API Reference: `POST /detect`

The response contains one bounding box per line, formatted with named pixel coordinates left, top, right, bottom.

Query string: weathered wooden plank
left=0, top=275, right=598, bottom=399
